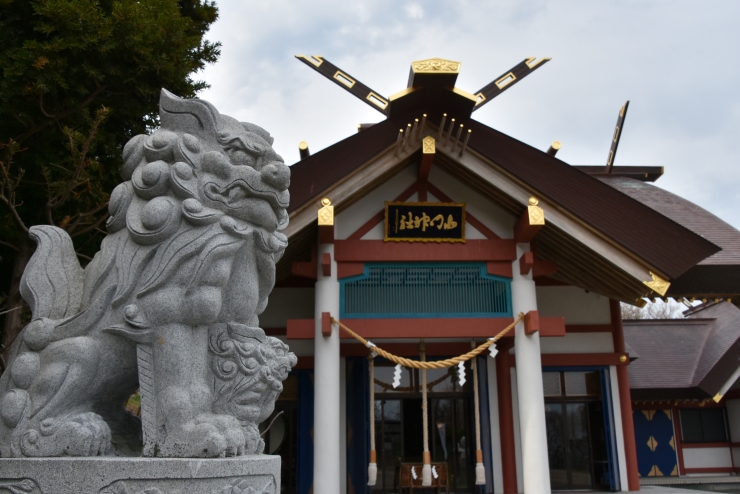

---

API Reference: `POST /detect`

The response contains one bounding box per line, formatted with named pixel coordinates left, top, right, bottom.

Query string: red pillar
left=496, top=342, right=518, bottom=494
left=610, top=299, right=640, bottom=491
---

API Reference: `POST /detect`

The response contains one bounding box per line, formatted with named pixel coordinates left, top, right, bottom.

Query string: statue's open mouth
left=203, top=181, right=288, bottom=232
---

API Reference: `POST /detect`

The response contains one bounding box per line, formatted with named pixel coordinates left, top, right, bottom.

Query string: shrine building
left=257, top=57, right=740, bottom=493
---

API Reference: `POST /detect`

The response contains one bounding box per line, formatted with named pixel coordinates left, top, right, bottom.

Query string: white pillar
left=313, top=241, right=341, bottom=494
left=487, top=359, right=504, bottom=494
left=513, top=243, right=551, bottom=494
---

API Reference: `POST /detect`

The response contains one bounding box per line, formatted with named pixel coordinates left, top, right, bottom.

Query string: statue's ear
left=241, top=122, right=274, bottom=146
left=159, top=89, right=220, bottom=137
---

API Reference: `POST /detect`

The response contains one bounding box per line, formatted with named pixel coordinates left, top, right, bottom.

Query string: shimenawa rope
left=331, top=312, right=525, bottom=369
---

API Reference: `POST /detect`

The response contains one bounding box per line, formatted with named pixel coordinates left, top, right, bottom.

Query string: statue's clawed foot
left=157, top=413, right=245, bottom=458
left=20, top=412, right=111, bottom=457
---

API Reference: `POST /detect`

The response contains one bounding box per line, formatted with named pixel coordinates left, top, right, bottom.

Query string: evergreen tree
left=0, top=0, right=220, bottom=364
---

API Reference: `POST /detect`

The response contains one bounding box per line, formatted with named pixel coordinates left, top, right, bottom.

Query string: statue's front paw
left=20, top=412, right=111, bottom=457
left=193, top=413, right=246, bottom=457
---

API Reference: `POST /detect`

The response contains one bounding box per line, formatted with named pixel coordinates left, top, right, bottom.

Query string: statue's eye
left=226, top=147, right=256, bottom=168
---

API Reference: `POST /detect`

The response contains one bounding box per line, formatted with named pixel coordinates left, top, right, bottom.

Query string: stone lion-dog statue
left=0, top=90, right=297, bottom=458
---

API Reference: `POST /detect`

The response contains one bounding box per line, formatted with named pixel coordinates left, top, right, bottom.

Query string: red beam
left=419, top=153, right=434, bottom=181
left=340, top=342, right=476, bottom=357
left=487, top=261, right=513, bottom=278
left=337, top=262, right=364, bottom=279
left=541, top=316, right=565, bottom=337
left=509, top=352, right=630, bottom=367
left=337, top=318, right=515, bottom=339
left=519, top=251, right=534, bottom=275
left=684, top=467, right=737, bottom=474
left=292, top=245, right=317, bottom=280
left=334, top=239, right=517, bottom=262
left=514, top=209, right=543, bottom=243
left=319, top=224, right=334, bottom=244
left=287, top=319, right=314, bottom=339
left=611, top=298, right=641, bottom=491
left=286, top=317, right=515, bottom=339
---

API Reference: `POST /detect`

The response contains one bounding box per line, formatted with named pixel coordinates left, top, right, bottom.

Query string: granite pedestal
left=0, top=455, right=280, bottom=493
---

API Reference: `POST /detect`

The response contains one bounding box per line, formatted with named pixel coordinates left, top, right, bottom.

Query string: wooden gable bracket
left=418, top=135, right=436, bottom=181
left=514, top=197, right=545, bottom=243
left=322, top=312, right=332, bottom=337
left=524, top=310, right=540, bottom=335
left=519, top=251, right=535, bottom=275
left=292, top=244, right=317, bottom=280
left=519, top=251, right=558, bottom=278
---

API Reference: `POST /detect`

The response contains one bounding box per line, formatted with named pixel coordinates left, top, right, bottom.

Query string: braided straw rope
left=331, top=312, right=525, bottom=369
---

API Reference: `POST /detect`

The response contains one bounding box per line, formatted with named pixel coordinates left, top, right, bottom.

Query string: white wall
left=335, top=164, right=417, bottom=240
left=683, top=447, right=733, bottom=469
left=259, top=287, right=314, bottom=328
left=540, top=333, right=614, bottom=354
left=725, top=399, right=740, bottom=441
left=428, top=167, right=515, bottom=239
left=536, top=286, right=611, bottom=325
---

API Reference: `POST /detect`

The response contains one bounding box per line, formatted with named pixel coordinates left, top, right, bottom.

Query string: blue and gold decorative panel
left=340, top=262, right=512, bottom=319
left=633, top=409, right=679, bottom=477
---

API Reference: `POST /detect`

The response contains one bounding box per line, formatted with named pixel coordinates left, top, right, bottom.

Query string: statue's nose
left=260, top=162, right=290, bottom=190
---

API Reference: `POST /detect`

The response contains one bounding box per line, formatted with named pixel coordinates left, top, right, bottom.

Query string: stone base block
left=0, top=455, right=280, bottom=494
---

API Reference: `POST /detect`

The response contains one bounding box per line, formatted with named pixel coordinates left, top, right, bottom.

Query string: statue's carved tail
left=137, top=344, right=157, bottom=457
left=20, top=226, right=83, bottom=320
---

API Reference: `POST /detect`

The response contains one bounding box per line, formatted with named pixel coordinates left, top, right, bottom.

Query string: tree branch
left=68, top=212, right=109, bottom=238
left=15, top=85, right=106, bottom=143
left=0, top=240, right=19, bottom=252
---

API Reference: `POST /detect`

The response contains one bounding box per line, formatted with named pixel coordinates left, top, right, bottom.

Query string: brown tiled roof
left=596, top=176, right=740, bottom=266
left=624, top=302, right=740, bottom=400
left=597, top=176, right=740, bottom=297
left=460, top=120, right=719, bottom=279
left=287, top=96, right=719, bottom=281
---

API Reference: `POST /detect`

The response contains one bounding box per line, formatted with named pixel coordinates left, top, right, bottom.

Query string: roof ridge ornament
left=644, top=271, right=670, bottom=296
left=318, top=197, right=334, bottom=226
left=411, top=58, right=461, bottom=74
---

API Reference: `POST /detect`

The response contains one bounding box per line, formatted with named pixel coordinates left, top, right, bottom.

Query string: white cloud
left=197, top=0, right=740, bottom=229
left=405, top=2, right=424, bottom=19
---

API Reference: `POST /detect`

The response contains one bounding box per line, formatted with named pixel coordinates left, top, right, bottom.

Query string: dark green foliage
left=0, top=0, right=220, bottom=355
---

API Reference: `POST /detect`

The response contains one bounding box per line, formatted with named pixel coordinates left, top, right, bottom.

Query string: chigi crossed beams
left=295, top=54, right=631, bottom=169
left=295, top=54, right=551, bottom=116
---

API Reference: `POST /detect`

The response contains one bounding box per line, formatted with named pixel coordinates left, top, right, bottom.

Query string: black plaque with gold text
left=384, top=201, right=466, bottom=243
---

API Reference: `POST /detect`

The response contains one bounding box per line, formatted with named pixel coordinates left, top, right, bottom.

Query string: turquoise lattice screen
left=340, top=262, right=512, bottom=318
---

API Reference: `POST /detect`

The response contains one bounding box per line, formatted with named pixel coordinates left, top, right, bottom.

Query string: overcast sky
left=197, top=0, right=740, bottom=229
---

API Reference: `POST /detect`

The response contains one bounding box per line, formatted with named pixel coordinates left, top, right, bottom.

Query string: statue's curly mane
left=76, top=90, right=289, bottom=324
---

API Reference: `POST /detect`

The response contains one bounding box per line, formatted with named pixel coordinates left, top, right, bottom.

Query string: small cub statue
left=0, top=90, right=297, bottom=458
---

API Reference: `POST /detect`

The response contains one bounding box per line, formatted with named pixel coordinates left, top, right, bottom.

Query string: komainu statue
left=0, top=89, right=297, bottom=459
